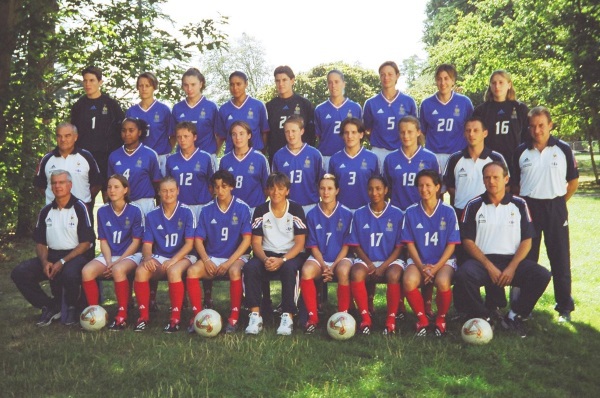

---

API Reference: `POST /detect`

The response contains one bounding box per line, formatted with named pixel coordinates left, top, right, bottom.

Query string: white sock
left=508, top=310, right=517, bottom=320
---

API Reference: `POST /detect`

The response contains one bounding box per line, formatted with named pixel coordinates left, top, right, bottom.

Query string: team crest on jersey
left=200, top=109, right=206, bottom=119
left=399, top=105, right=406, bottom=115
left=154, top=113, right=160, bottom=122
left=136, top=158, right=143, bottom=168
left=386, top=220, right=393, bottom=232
left=178, top=219, right=183, bottom=230
left=125, top=217, right=130, bottom=228
left=102, top=104, right=108, bottom=115
left=46, top=217, right=53, bottom=227
left=418, top=161, right=425, bottom=171
left=248, top=163, right=255, bottom=174
left=337, top=219, right=344, bottom=231
left=195, top=161, right=201, bottom=171
left=454, top=105, right=460, bottom=117
left=361, top=159, right=368, bottom=170
left=511, top=108, right=518, bottom=119
left=232, top=214, right=239, bottom=225
left=477, top=214, right=486, bottom=224
left=304, top=157, right=311, bottom=168
left=347, top=109, right=353, bottom=118
left=247, top=109, right=254, bottom=120
left=440, top=217, right=447, bottom=231
left=294, top=104, right=301, bottom=115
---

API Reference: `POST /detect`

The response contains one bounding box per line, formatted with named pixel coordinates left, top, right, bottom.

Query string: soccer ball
left=461, top=318, right=493, bottom=345
left=193, top=309, right=222, bottom=337
left=327, top=312, right=356, bottom=340
left=80, top=305, right=108, bottom=331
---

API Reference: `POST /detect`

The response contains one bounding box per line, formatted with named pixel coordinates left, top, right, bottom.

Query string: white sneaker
left=277, top=313, right=294, bottom=336
left=245, top=312, right=263, bottom=335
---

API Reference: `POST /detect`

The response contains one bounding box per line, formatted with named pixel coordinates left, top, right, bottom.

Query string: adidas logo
left=326, top=114, right=332, bottom=119
left=228, top=115, right=233, bottom=120
left=172, top=307, right=179, bottom=312
left=157, top=225, right=164, bottom=230
left=173, top=166, right=179, bottom=170
left=498, top=109, right=505, bottom=115
left=50, top=165, right=56, bottom=169
left=363, top=223, right=370, bottom=229
left=339, top=164, right=346, bottom=168
left=179, top=113, right=185, bottom=117
left=228, top=167, right=234, bottom=171
left=395, top=165, right=401, bottom=170
left=106, top=221, right=112, bottom=226
left=416, top=223, right=423, bottom=229
left=90, top=105, right=97, bottom=110
left=283, top=161, right=289, bottom=167
left=211, top=219, right=217, bottom=224
left=563, top=220, right=568, bottom=226
left=283, top=105, right=289, bottom=110
left=432, top=110, right=438, bottom=115
left=377, top=109, right=384, bottom=114
left=116, top=161, right=122, bottom=165
left=316, top=224, right=322, bottom=229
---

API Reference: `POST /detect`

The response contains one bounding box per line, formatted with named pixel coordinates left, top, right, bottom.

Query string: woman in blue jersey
left=401, top=169, right=460, bottom=337
left=172, top=68, right=220, bottom=155
left=328, top=118, right=380, bottom=212
left=383, top=116, right=440, bottom=211
left=108, top=118, right=162, bottom=216
left=81, top=174, right=143, bottom=330
left=219, top=120, right=269, bottom=214
left=300, top=174, right=354, bottom=333
left=348, top=176, right=405, bottom=335
left=126, top=72, right=176, bottom=176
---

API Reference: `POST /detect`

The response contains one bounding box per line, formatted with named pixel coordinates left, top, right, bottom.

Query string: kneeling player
left=300, top=174, right=353, bottom=333
left=186, top=170, right=252, bottom=333
left=348, top=176, right=405, bottom=335
left=133, top=177, right=196, bottom=332
left=401, top=169, right=460, bottom=337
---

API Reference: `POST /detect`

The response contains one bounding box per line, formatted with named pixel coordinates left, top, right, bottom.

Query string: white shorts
left=133, top=197, right=156, bottom=215
left=406, top=257, right=457, bottom=271
left=353, top=258, right=407, bottom=270
left=204, top=255, right=250, bottom=266
left=95, top=253, right=142, bottom=266
left=371, top=147, right=394, bottom=174
left=151, top=254, right=198, bottom=265
left=305, top=255, right=352, bottom=268
left=158, top=154, right=170, bottom=177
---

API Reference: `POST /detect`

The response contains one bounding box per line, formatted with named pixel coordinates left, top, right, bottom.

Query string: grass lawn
left=1, top=159, right=599, bottom=397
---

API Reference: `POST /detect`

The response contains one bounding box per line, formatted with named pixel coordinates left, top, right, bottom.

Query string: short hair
left=82, top=66, right=102, bottom=81
left=182, top=68, right=206, bottom=91
left=484, top=70, right=516, bottom=102
left=211, top=169, right=236, bottom=188
left=266, top=172, right=291, bottom=190
left=229, top=120, right=253, bottom=147
left=528, top=106, right=552, bottom=124
left=284, top=115, right=304, bottom=130
left=229, top=71, right=248, bottom=83
left=50, top=169, right=72, bottom=182
left=435, top=64, right=457, bottom=81
left=175, top=121, right=197, bottom=136
left=122, top=117, right=149, bottom=138
left=159, top=175, right=178, bottom=189
left=398, top=115, right=421, bottom=131
left=327, top=69, right=345, bottom=82
left=137, top=72, right=158, bottom=89
left=465, top=115, right=488, bottom=131
left=107, top=174, right=131, bottom=203
left=482, top=161, right=509, bottom=177
left=416, top=169, right=442, bottom=187
left=56, top=122, right=78, bottom=135
left=378, top=61, right=400, bottom=75
left=320, top=173, right=339, bottom=190
left=274, top=65, right=295, bottom=80
left=368, top=175, right=388, bottom=188
left=340, top=117, right=366, bottom=134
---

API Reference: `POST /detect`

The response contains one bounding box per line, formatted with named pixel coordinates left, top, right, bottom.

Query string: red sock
left=301, top=279, right=319, bottom=324
left=134, top=281, right=150, bottom=321
left=229, top=279, right=243, bottom=324
left=82, top=279, right=99, bottom=306
left=398, top=289, right=407, bottom=313
left=351, top=281, right=371, bottom=325
left=386, top=283, right=401, bottom=321
left=337, top=284, right=351, bottom=312
left=114, top=280, right=130, bottom=320
left=422, top=284, right=434, bottom=315
left=405, top=288, right=428, bottom=325
left=186, top=277, right=203, bottom=317
left=169, top=281, right=185, bottom=323
left=436, top=288, right=452, bottom=326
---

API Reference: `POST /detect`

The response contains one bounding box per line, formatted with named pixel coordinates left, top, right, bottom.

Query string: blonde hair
left=484, top=70, right=516, bottom=102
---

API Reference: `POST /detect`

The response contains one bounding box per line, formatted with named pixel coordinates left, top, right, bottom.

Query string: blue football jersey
left=383, top=146, right=440, bottom=211
left=143, top=202, right=196, bottom=258
left=348, top=202, right=404, bottom=262
left=314, top=98, right=362, bottom=156
left=419, top=92, right=474, bottom=154
left=108, top=145, right=162, bottom=201
left=272, top=144, right=324, bottom=206
left=97, top=202, right=144, bottom=256
left=328, top=147, right=380, bottom=210
left=401, top=200, right=460, bottom=265
left=363, top=92, right=418, bottom=150
left=172, top=97, right=219, bottom=154
left=195, top=197, right=252, bottom=258
left=217, top=96, right=269, bottom=153
left=306, top=202, right=353, bottom=263
left=166, top=148, right=215, bottom=206
left=219, top=149, right=269, bottom=208
left=126, top=101, right=175, bottom=156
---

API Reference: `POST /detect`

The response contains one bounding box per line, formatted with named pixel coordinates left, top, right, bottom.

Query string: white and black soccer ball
left=327, top=312, right=356, bottom=340
left=193, top=309, right=222, bottom=337
left=80, top=305, right=108, bottom=331
left=461, top=318, right=493, bottom=345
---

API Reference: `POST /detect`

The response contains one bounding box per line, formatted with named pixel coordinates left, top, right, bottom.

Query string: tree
left=199, top=33, right=272, bottom=105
